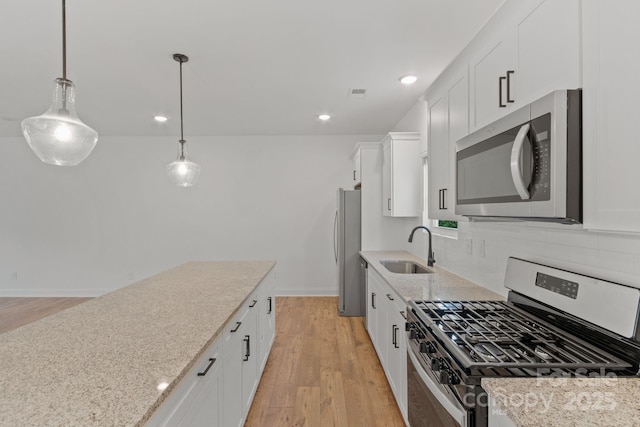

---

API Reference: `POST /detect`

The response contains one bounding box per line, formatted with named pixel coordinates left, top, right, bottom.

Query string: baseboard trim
left=0, top=289, right=111, bottom=297
left=276, top=289, right=338, bottom=297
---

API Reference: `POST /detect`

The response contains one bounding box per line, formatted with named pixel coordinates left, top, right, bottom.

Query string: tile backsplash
left=408, top=220, right=640, bottom=296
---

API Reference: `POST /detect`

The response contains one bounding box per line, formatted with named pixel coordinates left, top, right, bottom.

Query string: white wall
left=0, top=134, right=380, bottom=296
left=397, top=100, right=640, bottom=296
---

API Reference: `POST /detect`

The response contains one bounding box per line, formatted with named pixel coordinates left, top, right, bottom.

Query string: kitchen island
left=0, top=261, right=275, bottom=426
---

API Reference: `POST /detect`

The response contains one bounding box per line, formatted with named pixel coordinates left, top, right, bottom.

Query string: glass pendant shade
left=21, top=78, right=98, bottom=166
left=166, top=141, right=201, bottom=187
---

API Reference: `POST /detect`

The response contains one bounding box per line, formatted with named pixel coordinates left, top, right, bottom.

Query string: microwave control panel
left=530, top=113, right=551, bottom=201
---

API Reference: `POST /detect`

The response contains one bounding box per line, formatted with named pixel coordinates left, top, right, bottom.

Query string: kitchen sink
left=379, top=260, right=432, bottom=274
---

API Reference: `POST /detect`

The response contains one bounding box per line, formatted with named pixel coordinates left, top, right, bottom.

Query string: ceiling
left=0, top=0, right=503, bottom=138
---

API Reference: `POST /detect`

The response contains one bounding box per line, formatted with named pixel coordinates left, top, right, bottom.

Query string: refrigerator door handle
left=333, top=210, right=338, bottom=263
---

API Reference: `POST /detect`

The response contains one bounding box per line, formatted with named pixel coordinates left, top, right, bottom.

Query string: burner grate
left=414, top=300, right=631, bottom=371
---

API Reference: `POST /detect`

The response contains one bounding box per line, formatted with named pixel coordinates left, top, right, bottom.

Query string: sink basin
left=379, top=260, right=432, bottom=274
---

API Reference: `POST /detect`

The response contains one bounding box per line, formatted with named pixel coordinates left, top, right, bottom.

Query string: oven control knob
left=430, top=357, right=443, bottom=371
left=410, top=329, right=418, bottom=340
left=419, top=341, right=436, bottom=354
left=439, top=369, right=460, bottom=385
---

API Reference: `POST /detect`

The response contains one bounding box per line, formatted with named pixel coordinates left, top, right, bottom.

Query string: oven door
left=407, top=347, right=467, bottom=427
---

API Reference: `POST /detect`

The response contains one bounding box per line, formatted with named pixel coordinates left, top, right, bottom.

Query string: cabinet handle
left=506, top=70, right=515, bottom=103
left=353, top=170, right=357, bottom=181
left=371, top=292, right=376, bottom=309
left=400, top=310, right=406, bottom=320
left=439, top=188, right=447, bottom=210
left=230, top=322, right=242, bottom=333
left=197, top=358, right=217, bottom=376
left=249, top=300, right=257, bottom=308
left=267, top=297, right=272, bottom=314
left=392, top=324, right=397, bottom=347
left=387, top=198, right=391, bottom=211
left=499, top=76, right=506, bottom=108
left=386, top=293, right=394, bottom=301
left=243, top=335, right=251, bottom=361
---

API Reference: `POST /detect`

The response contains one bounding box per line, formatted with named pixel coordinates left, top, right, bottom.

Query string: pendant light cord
left=179, top=60, right=185, bottom=142
left=179, top=58, right=185, bottom=157
left=62, top=0, right=67, bottom=80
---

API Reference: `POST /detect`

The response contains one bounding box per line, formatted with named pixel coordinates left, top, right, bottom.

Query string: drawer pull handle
left=249, top=300, right=258, bottom=308
left=386, top=293, right=394, bottom=301
left=197, top=358, right=216, bottom=376
left=230, top=322, right=242, bottom=333
left=267, top=296, right=273, bottom=314
left=243, top=335, right=251, bottom=361
left=499, top=76, right=506, bottom=108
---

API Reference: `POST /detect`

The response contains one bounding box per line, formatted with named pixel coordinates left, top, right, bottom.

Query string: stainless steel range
left=406, top=257, right=640, bottom=427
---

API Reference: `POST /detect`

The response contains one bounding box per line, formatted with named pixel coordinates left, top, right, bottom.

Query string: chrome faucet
left=408, top=226, right=436, bottom=267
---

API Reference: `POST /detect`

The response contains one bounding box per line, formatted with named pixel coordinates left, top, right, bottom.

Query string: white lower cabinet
left=146, top=269, right=276, bottom=427
left=366, top=268, right=408, bottom=423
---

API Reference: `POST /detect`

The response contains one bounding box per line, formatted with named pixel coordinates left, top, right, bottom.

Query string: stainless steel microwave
left=455, top=89, right=581, bottom=223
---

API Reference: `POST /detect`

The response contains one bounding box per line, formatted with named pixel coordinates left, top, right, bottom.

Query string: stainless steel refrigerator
left=334, top=189, right=363, bottom=316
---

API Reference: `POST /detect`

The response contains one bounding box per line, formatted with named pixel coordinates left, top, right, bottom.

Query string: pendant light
left=21, top=0, right=98, bottom=166
left=166, top=53, right=201, bottom=187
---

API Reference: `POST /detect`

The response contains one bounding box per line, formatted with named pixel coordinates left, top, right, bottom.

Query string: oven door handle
left=510, top=123, right=531, bottom=200
left=408, top=347, right=466, bottom=426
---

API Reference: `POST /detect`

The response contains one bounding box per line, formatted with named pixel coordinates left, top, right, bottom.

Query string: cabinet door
left=366, top=269, right=382, bottom=357
left=382, top=142, right=392, bottom=216
left=178, top=355, right=221, bottom=427
left=469, top=34, right=516, bottom=131
left=241, top=299, right=260, bottom=417
left=428, top=71, right=468, bottom=221
left=427, top=92, right=448, bottom=220
left=516, top=0, right=581, bottom=106
left=353, top=150, right=361, bottom=184
left=582, top=0, right=640, bottom=232
left=389, top=305, right=408, bottom=422
left=222, top=320, right=244, bottom=427
left=258, top=271, right=276, bottom=372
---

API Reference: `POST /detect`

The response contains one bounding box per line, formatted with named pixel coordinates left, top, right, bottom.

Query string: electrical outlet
left=476, top=240, right=486, bottom=258
left=11, top=272, right=17, bottom=280
left=128, top=272, right=135, bottom=280
left=463, top=239, right=472, bottom=255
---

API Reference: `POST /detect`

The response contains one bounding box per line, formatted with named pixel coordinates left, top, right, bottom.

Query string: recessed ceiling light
left=154, top=115, right=168, bottom=122
left=399, top=75, right=418, bottom=85
left=318, top=114, right=331, bottom=121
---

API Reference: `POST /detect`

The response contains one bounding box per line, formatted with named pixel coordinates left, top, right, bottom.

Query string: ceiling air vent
left=348, top=88, right=367, bottom=99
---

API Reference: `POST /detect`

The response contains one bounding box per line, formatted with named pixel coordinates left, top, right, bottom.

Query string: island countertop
left=0, top=261, right=275, bottom=427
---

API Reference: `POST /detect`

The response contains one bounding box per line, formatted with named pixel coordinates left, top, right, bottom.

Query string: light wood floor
left=245, top=297, right=405, bottom=427
left=0, top=297, right=90, bottom=334
left=0, top=296, right=405, bottom=426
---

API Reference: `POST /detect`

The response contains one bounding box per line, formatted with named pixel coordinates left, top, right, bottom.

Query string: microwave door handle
left=510, top=123, right=531, bottom=200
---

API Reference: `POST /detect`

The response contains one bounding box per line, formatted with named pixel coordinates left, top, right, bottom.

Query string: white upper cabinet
left=382, top=133, right=421, bottom=217
left=469, top=0, right=581, bottom=131
left=582, top=0, right=640, bottom=233
left=469, top=33, right=516, bottom=130
left=427, top=66, right=468, bottom=221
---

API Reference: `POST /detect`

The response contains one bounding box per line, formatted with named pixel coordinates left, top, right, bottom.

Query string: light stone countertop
left=0, top=261, right=275, bottom=427
left=483, top=377, right=640, bottom=427
left=359, top=250, right=503, bottom=302
left=361, top=251, right=640, bottom=426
